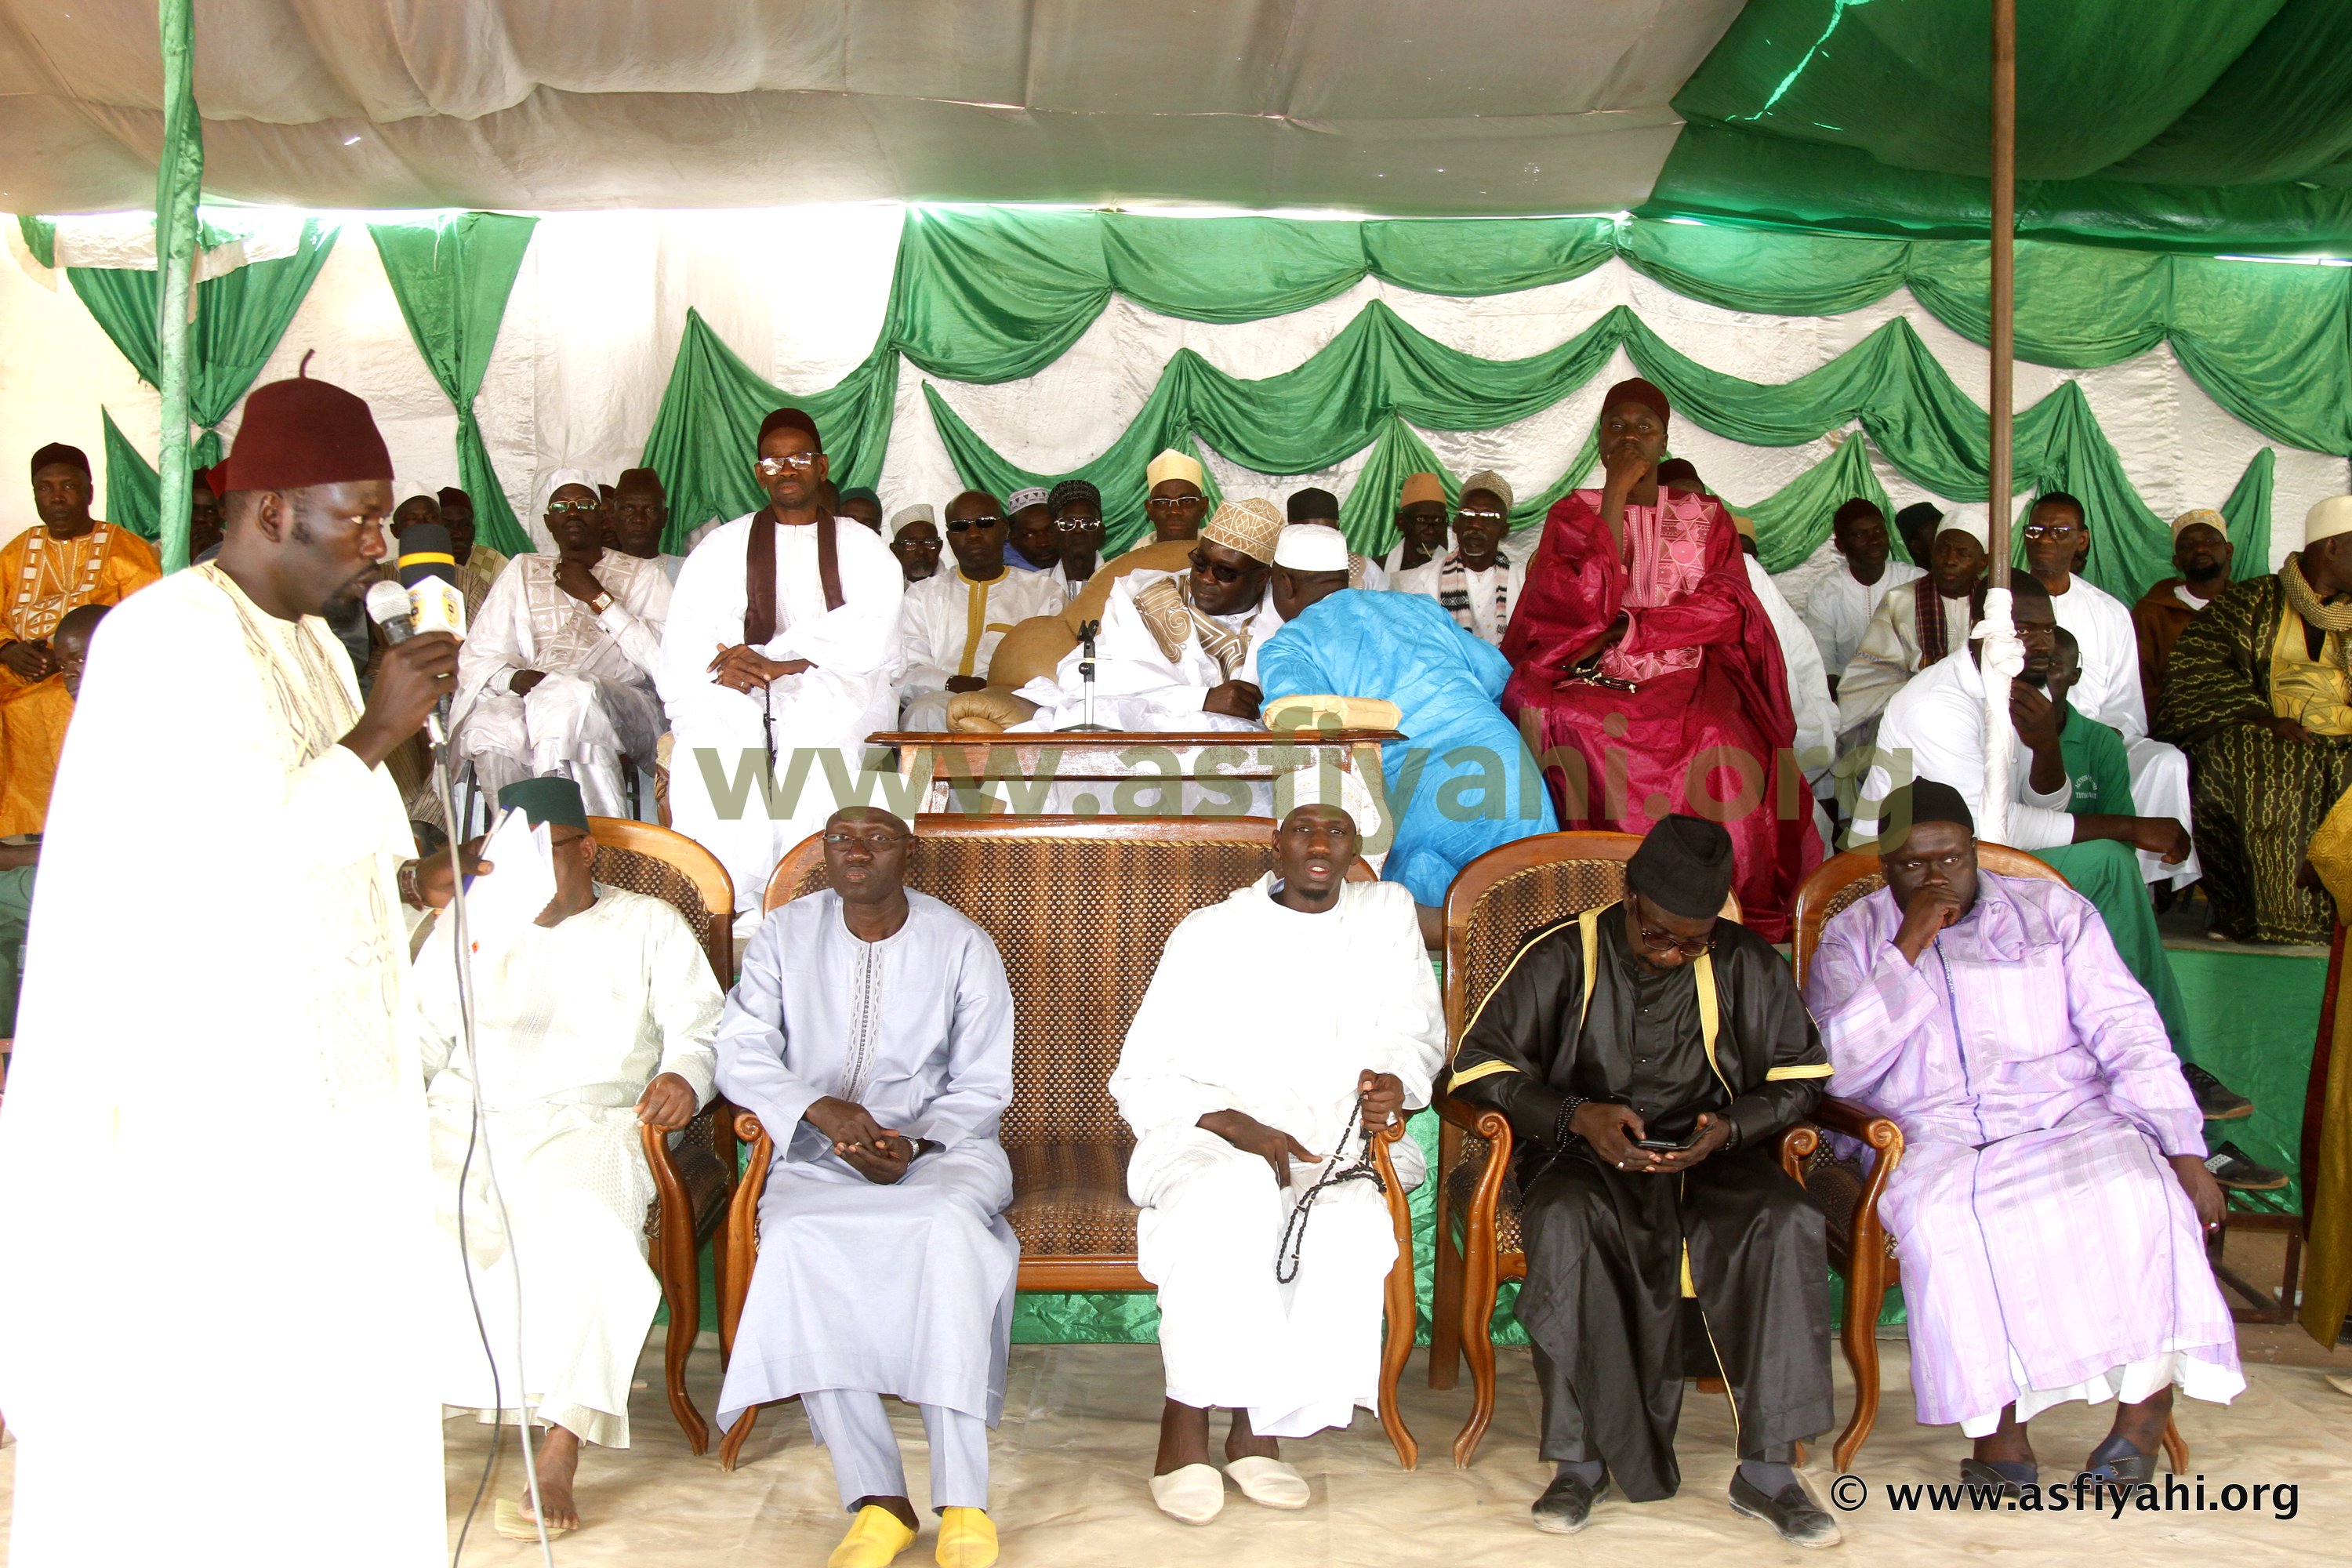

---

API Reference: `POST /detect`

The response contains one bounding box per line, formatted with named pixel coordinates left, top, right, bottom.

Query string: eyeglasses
left=1635, top=920, right=1715, bottom=957
left=755, top=452, right=822, bottom=476
left=944, top=516, right=1003, bottom=534
left=1055, top=515, right=1102, bottom=532
left=1147, top=495, right=1200, bottom=511
left=893, top=536, right=942, bottom=551
left=822, top=830, right=906, bottom=849
left=1189, top=549, right=1248, bottom=584
left=545, top=499, right=601, bottom=516
left=1454, top=509, right=1508, bottom=526
left=2020, top=521, right=2081, bottom=541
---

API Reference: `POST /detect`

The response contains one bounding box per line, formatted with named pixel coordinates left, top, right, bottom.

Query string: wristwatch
left=587, top=590, right=614, bottom=615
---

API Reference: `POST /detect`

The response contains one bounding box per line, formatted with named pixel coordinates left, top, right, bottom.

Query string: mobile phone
left=1633, top=1129, right=1699, bottom=1152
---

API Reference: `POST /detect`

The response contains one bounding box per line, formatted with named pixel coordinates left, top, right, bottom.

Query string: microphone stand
left=1056, top=618, right=1113, bottom=733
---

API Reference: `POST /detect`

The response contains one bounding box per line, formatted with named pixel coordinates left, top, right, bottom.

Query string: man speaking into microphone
left=0, top=369, right=467, bottom=1565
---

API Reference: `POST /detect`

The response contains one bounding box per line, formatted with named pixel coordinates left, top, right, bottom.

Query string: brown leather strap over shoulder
left=815, top=506, right=844, bottom=612
left=743, top=506, right=846, bottom=645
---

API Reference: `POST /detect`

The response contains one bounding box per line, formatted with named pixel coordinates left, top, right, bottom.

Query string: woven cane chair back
left=769, top=818, right=1368, bottom=1149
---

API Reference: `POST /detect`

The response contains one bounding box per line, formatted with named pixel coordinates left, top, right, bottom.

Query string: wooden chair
left=583, top=815, right=740, bottom=1456
left=1428, top=831, right=1798, bottom=1467
left=1790, top=845, right=2186, bottom=1474
left=715, top=816, right=1427, bottom=1469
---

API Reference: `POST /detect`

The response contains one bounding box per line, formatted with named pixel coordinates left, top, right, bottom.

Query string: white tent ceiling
left=0, top=0, right=1741, bottom=214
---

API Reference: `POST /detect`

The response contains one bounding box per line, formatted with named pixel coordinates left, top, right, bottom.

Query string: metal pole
left=1987, top=0, right=2016, bottom=585
left=154, top=0, right=202, bottom=573
left=1976, top=0, right=2020, bottom=843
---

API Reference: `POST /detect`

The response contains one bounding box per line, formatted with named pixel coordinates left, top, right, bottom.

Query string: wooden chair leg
left=1831, top=1259, right=1886, bottom=1473
left=1429, top=1118, right=1464, bottom=1391
left=1373, top=1135, right=1419, bottom=1469
left=2161, top=1414, right=2187, bottom=1475
left=661, top=1241, right=708, bottom=1455
left=718, top=1403, right=761, bottom=1472
left=1450, top=1213, right=1501, bottom=1468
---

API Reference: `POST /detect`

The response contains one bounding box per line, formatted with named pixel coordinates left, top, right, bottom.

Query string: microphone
left=365, top=521, right=470, bottom=739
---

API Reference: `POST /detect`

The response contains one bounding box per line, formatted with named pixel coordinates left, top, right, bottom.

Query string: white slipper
left=1149, top=1463, right=1226, bottom=1525
left=1224, top=1455, right=1311, bottom=1510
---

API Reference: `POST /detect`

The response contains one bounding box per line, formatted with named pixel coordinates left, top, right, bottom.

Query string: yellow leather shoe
left=935, top=1507, right=999, bottom=1568
left=827, top=1505, right=917, bottom=1568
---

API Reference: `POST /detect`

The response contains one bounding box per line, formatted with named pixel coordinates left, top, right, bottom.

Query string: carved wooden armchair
left=584, top=816, right=740, bottom=1456
left=1789, top=844, right=2184, bottom=1474
left=1430, top=832, right=1821, bottom=1468
left=715, top=816, right=1427, bottom=1469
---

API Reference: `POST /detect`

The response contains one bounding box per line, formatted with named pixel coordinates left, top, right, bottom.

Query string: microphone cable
left=391, top=627, right=555, bottom=1568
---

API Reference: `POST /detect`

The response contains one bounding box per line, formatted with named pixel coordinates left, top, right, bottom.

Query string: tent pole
left=1987, top=0, right=2016, bottom=584
left=154, top=0, right=202, bottom=573
left=1974, top=0, right=2020, bottom=844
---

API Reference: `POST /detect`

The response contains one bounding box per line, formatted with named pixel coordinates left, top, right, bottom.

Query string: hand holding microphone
left=345, top=523, right=466, bottom=767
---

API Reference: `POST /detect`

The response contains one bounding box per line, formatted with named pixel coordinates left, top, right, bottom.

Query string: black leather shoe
left=1531, top=1468, right=1607, bottom=1534
left=1729, top=1472, right=1843, bottom=1548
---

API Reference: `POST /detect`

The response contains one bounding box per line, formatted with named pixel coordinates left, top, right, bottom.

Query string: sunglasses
left=755, top=452, right=822, bottom=476
left=1636, top=920, right=1715, bottom=958
left=945, top=516, right=1004, bottom=534
left=2020, top=521, right=2081, bottom=541
left=546, top=499, right=601, bottom=516
left=1189, top=549, right=1253, bottom=584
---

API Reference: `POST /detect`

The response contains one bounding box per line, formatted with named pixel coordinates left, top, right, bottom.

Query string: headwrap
left=1200, top=497, right=1284, bottom=565
left=1624, top=814, right=1734, bottom=920
left=1007, top=486, right=1050, bottom=513
left=889, top=503, right=938, bottom=534
left=1600, top=376, right=1671, bottom=426
left=1287, top=486, right=1340, bottom=524
left=1932, top=504, right=1988, bottom=550
left=1399, top=471, right=1446, bottom=508
left=2172, top=506, right=2227, bottom=541
left=1881, top=779, right=1974, bottom=845
left=1274, top=523, right=1351, bottom=572
left=1048, top=477, right=1101, bottom=516
left=28, top=442, right=89, bottom=481
left=837, top=485, right=880, bottom=507
left=1146, top=448, right=1204, bottom=492
left=616, top=465, right=666, bottom=499
left=438, top=485, right=472, bottom=513
left=758, top=407, right=821, bottom=448
left=2307, top=495, right=2352, bottom=546
left=499, top=776, right=591, bottom=833
left=1458, top=469, right=1515, bottom=512
left=217, top=364, right=393, bottom=493
left=538, top=466, right=600, bottom=515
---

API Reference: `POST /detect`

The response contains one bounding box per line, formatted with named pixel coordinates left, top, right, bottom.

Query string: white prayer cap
left=889, top=503, right=937, bottom=533
left=1007, top=486, right=1050, bottom=513
left=2171, top=506, right=2227, bottom=540
left=1146, top=448, right=1205, bottom=491
left=2307, top=495, right=2352, bottom=545
left=1936, top=504, right=1989, bottom=550
left=1274, top=523, right=1352, bottom=573
left=537, top=466, right=600, bottom=514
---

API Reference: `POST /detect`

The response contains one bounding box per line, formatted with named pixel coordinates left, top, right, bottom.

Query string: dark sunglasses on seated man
left=1188, top=549, right=1249, bottom=583
left=944, top=515, right=1003, bottom=534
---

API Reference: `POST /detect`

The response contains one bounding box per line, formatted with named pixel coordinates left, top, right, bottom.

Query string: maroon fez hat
left=219, top=353, right=394, bottom=493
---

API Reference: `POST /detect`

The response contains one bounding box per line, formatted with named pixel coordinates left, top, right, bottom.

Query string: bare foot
left=1971, top=1403, right=2034, bottom=1470
left=519, top=1425, right=583, bottom=1531
left=1224, top=1409, right=1278, bottom=1465
left=1155, top=1399, right=1213, bottom=1476
left=853, top=1494, right=920, bottom=1531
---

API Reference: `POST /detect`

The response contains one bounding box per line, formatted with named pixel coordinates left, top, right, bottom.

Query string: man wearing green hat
left=416, top=775, right=722, bottom=1537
